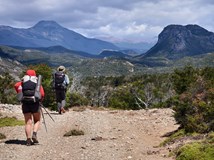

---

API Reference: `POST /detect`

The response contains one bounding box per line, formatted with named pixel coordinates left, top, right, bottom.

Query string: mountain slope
left=0, top=20, right=119, bottom=54
left=140, top=24, right=214, bottom=60
left=0, top=45, right=138, bottom=77
left=0, top=56, right=25, bottom=80
left=99, top=50, right=131, bottom=58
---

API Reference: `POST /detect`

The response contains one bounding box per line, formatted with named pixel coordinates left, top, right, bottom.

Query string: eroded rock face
left=142, top=24, right=214, bottom=59
left=0, top=57, right=24, bottom=80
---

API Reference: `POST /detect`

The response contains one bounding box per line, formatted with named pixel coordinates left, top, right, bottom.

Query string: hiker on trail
left=14, top=69, right=45, bottom=146
left=52, top=66, right=69, bottom=114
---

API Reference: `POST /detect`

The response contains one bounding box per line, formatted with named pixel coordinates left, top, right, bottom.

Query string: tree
left=172, top=66, right=214, bottom=133
left=171, top=65, right=197, bottom=94
left=67, top=92, right=89, bottom=107
left=109, top=87, right=138, bottom=110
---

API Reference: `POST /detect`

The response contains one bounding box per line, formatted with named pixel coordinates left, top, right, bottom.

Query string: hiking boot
left=32, top=132, right=39, bottom=144
left=26, top=138, right=33, bottom=146
left=61, top=108, right=66, bottom=113
left=59, top=109, right=62, bottom=114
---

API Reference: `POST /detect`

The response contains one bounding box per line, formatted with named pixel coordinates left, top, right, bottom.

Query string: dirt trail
left=0, top=105, right=179, bottom=160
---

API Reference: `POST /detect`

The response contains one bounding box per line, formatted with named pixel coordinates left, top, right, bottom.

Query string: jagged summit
left=185, top=24, right=213, bottom=36
left=141, top=24, right=214, bottom=59
left=160, top=24, right=212, bottom=39
left=31, top=20, right=64, bottom=30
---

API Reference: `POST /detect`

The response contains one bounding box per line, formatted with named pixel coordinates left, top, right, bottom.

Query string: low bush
left=176, top=142, right=214, bottom=160
left=67, top=92, right=89, bottom=107
left=63, top=129, right=84, bottom=137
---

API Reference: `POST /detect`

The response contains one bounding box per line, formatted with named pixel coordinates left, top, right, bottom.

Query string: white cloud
left=0, top=0, right=214, bottom=43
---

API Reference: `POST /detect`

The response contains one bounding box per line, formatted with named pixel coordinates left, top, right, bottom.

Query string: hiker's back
left=54, top=71, right=66, bottom=89
left=22, top=75, right=38, bottom=103
left=22, top=75, right=37, bottom=96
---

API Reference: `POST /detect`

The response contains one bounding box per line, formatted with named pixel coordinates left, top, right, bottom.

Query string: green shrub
left=67, top=92, right=89, bottom=107
left=171, top=65, right=197, bottom=94
left=176, top=142, right=214, bottom=160
left=0, top=72, right=16, bottom=104
left=172, top=67, right=214, bottom=133
left=108, top=88, right=138, bottom=110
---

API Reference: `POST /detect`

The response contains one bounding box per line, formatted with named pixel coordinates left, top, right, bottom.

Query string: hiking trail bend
left=0, top=104, right=179, bottom=160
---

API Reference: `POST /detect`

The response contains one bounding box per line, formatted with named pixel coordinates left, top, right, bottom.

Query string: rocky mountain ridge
left=141, top=24, right=214, bottom=59
left=0, top=20, right=119, bottom=54
left=1, top=24, right=214, bottom=79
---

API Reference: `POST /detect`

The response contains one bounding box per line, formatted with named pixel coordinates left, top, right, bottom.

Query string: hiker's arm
left=65, top=75, right=69, bottom=85
left=40, top=86, right=45, bottom=101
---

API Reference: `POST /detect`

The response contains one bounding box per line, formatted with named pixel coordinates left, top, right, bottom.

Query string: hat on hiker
left=26, top=70, right=36, bottom=76
left=57, top=66, right=65, bottom=72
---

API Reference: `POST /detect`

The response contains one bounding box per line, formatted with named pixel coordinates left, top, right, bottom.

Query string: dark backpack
left=54, top=71, right=65, bottom=89
left=22, top=75, right=38, bottom=103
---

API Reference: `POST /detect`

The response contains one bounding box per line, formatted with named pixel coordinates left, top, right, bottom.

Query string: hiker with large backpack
left=14, top=70, right=45, bottom=146
left=53, top=66, right=69, bottom=114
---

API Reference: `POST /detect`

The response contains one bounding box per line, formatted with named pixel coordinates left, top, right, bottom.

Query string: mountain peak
left=0, top=20, right=118, bottom=54
left=185, top=24, right=212, bottom=36
left=162, top=24, right=212, bottom=36
left=32, top=20, right=63, bottom=30
left=142, top=24, right=214, bottom=59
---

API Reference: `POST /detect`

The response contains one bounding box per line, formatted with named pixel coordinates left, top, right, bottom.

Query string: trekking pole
left=39, top=103, right=55, bottom=122
left=40, top=107, right=48, bottom=132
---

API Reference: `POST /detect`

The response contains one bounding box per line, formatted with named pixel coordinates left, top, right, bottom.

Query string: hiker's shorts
left=55, top=89, right=66, bottom=102
left=22, top=102, right=40, bottom=114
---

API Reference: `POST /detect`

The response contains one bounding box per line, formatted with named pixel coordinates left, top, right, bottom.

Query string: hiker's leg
left=24, top=113, right=33, bottom=139
left=32, top=111, right=40, bottom=143
left=31, top=102, right=41, bottom=144
left=57, top=102, right=61, bottom=111
left=31, top=102, right=41, bottom=132
left=61, top=100, right=66, bottom=108
left=61, top=100, right=66, bottom=113
left=56, top=90, right=62, bottom=113
left=61, top=90, right=66, bottom=113
left=32, top=112, right=41, bottom=132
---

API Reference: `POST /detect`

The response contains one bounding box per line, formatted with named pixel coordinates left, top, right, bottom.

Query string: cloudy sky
left=0, top=0, right=214, bottom=43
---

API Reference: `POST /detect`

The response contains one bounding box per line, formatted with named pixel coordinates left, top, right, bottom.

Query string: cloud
left=0, top=0, right=214, bottom=43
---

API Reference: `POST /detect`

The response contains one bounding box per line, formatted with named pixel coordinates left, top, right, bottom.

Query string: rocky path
left=0, top=104, right=179, bottom=160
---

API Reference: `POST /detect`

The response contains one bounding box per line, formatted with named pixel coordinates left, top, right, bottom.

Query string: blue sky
left=0, top=0, right=214, bottom=43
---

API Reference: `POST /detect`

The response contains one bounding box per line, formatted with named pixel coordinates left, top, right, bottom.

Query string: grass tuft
left=72, top=106, right=86, bottom=112
left=64, top=129, right=85, bottom=137
left=160, top=129, right=186, bottom=147
left=0, top=133, right=6, bottom=139
left=207, top=132, right=214, bottom=143
left=0, top=116, right=24, bottom=127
